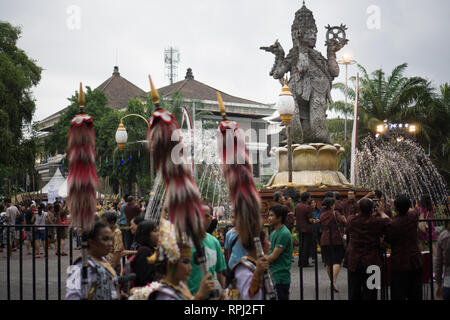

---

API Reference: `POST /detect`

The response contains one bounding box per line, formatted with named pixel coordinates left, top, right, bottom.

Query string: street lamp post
left=338, top=54, right=356, bottom=179
left=276, top=77, right=296, bottom=188
left=115, top=113, right=152, bottom=193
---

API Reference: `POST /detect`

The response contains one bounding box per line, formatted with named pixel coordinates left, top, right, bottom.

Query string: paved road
left=0, top=242, right=76, bottom=300
left=0, top=242, right=347, bottom=300
left=0, top=243, right=434, bottom=300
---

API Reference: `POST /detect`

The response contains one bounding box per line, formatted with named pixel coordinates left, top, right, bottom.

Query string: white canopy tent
left=57, top=177, right=69, bottom=198
left=39, top=168, right=66, bottom=194
left=57, top=177, right=105, bottom=199
left=38, top=168, right=66, bottom=203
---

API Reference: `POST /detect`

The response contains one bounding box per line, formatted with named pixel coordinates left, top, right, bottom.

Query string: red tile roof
left=96, top=66, right=146, bottom=110
left=155, top=68, right=267, bottom=106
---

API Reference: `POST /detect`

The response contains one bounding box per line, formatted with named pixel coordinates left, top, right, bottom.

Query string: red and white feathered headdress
left=216, top=92, right=262, bottom=251
left=146, top=76, right=205, bottom=249
left=67, top=83, right=98, bottom=231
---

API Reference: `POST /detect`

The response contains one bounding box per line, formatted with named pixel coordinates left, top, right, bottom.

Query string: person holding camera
left=385, top=194, right=423, bottom=300
left=343, top=198, right=390, bottom=300
left=373, top=190, right=392, bottom=217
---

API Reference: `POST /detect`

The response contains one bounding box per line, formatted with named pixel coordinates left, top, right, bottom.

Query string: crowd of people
left=0, top=198, right=70, bottom=258
left=291, top=190, right=450, bottom=300
left=63, top=189, right=450, bottom=301
left=1, top=189, right=449, bottom=301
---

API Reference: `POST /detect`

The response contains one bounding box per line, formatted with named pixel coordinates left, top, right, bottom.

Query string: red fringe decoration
left=218, top=120, right=262, bottom=251
left=148, top=109, right=205, bottom=248
left=67, top=114, right=98, bottom=231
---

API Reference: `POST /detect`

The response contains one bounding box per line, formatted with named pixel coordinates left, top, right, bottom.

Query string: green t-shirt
left=269, top=225, right=293, bottom=285
left=187, top=233, right=227, bottom=295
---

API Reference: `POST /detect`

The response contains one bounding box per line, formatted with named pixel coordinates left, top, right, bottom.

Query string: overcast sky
left=1, top=0, right=449, bottom=122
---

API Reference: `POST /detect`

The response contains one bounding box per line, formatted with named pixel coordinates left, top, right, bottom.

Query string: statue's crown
left=292, top=2, right=317, bottom=32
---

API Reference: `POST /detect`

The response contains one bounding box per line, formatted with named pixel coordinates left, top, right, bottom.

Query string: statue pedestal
left=259, top=143, right=368, bottom=221
left=265, top=170, right=351, bottom=189
left=265, top=143, right=352, bottom=189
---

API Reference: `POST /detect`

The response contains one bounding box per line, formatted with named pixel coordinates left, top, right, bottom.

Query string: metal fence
left=1, top=218, right=449, bottom=300
left=0, top=224, right=74, bottom=300
left=296, top=218, right=449, bottom=300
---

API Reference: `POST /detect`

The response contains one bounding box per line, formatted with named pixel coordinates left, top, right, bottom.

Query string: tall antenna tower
left=164, top=47, right=180, bottom=84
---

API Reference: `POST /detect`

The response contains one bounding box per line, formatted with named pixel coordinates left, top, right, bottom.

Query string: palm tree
left=328, top=63, right=433, bottom=175
left=330, top=63, right=432, bottom=137
left=403, top=83, right=450, bottom=185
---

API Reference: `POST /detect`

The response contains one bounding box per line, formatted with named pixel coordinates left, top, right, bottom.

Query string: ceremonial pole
left=146, top=75, right=213, bottom=296
left=67, top=83, right=98, bottom=300
left=216, top=92, right=277, bottom=300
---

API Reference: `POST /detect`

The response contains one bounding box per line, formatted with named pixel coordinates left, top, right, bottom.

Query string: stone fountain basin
left=265, top=170, right=351, bottom=188
left=267, top=143, right=350, bottom=188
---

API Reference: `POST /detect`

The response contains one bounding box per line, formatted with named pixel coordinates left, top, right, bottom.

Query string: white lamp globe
left=277, top=94, right=295, bottom=116
left=115, top=122, right=128, bottom=151
left=276, top=78, right=295, bottom=126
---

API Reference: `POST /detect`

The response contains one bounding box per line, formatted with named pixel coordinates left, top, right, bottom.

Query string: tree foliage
left=328, top=63, right=450, bottom=185
left=0, top=21, right=42, bottom=196
left=45, top=86, right=210, bottom=196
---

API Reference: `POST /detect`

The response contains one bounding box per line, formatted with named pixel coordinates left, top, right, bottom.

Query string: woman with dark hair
left=54, top=203, right=69, bottom=256
left=343, top=198, right=390, bottom=300
left=319, top=197, right=347, bottom=293
left=417, top=194, right=438, bottom=254
left=128, top=219, right=214, bottom=300
left=129, top=216, right=145, bottom=251
left=273, top=191, right=285, bottom=204
left=130, top=220, right=159, bottom=287
left=205, top=203, right=218, bottom=235
left=65, top=221, right=121, bottom=300
left=101, top=211, right=136, bottom=274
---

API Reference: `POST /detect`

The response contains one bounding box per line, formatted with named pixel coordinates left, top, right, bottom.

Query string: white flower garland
left=128, top=281, right=162, bottom=300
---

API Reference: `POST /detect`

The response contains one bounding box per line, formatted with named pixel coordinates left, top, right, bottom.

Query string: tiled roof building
left=35, top=67, right=276, bottom=181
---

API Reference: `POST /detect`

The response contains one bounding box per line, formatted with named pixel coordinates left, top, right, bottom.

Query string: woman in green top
left=267, top=204, right=293, bottom=300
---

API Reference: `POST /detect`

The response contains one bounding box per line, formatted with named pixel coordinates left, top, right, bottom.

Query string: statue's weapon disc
left=325, top=24, right=347, bottom=46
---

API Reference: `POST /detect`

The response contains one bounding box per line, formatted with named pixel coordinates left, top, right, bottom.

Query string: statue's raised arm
left=325, top=24, right=349, bottom=78
left=260, top=40, right=289, bottom=79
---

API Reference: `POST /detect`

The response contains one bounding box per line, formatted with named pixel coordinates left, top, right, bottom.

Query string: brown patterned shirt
left=343, top=214, right=390, bottom=272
